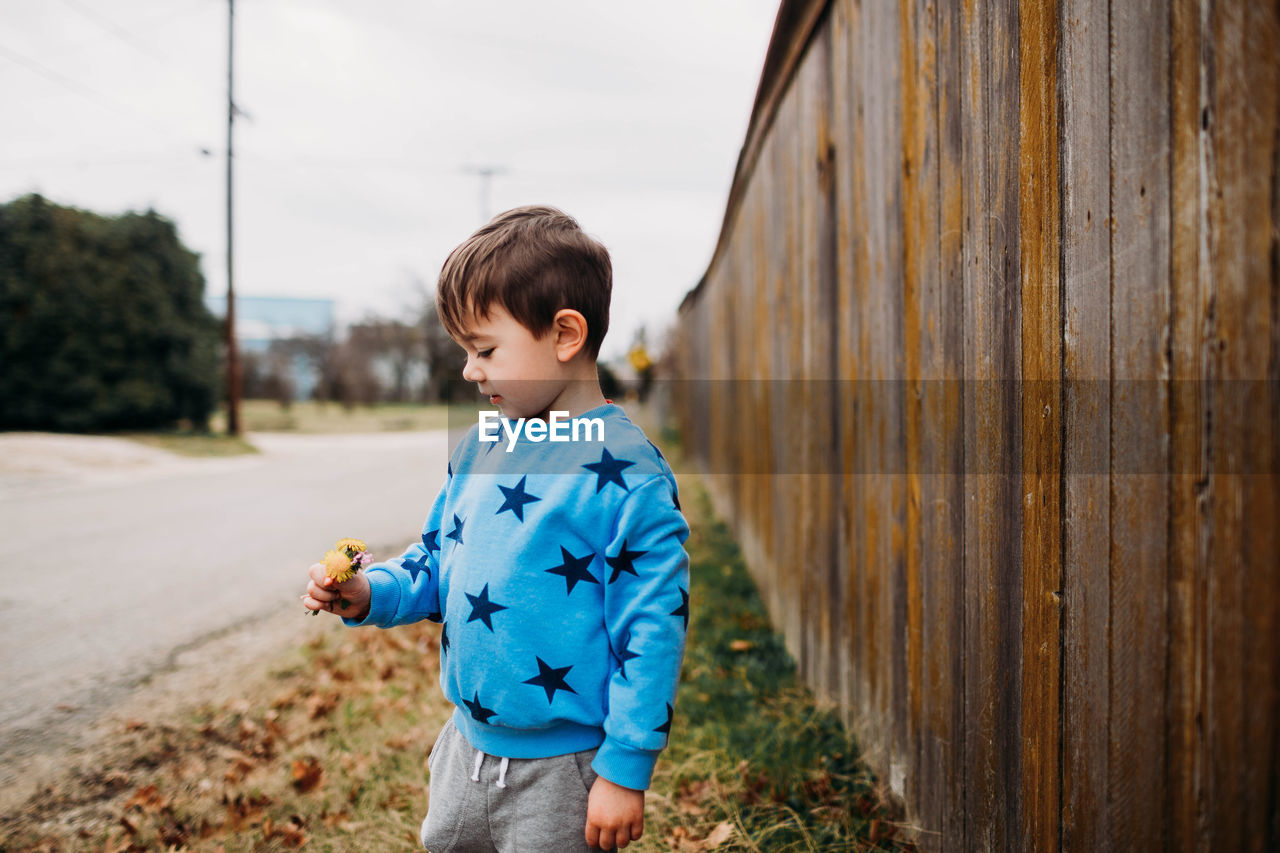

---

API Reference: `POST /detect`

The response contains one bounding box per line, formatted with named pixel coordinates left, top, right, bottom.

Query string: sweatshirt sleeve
left=343, top=469, right=449, bottom=629
left=593, top=473, right=691, bottom=790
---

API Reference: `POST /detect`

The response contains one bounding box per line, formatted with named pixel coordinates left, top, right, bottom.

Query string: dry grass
left=0, top=474, right=915, bottom=852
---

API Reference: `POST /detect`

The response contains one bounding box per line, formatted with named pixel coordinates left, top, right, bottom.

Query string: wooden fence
left=668, top=0, right=1279, bottom=849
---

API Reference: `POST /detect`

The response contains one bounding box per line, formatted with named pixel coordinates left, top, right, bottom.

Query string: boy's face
left=456, top=303, right=564, bottom=420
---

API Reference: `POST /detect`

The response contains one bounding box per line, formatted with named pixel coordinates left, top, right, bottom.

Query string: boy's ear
left=550, top=309, right=589, bottom=362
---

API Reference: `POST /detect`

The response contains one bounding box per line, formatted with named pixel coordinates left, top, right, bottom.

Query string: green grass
left=121, top=430, right=259, bottom=457
left=209, top=400, right=452, bottom=434
left=644, top=480, right=914, bottom=852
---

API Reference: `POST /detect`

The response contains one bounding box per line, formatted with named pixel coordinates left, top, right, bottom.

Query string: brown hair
left=436, top=205, right=612, bottom=358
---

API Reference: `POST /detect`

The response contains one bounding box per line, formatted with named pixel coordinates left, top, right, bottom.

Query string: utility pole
left=224, top=0, right=241, bottom=436
left=462, top=164, right=506, bottom=223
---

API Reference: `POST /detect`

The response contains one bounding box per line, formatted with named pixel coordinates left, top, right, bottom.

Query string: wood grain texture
left=1016, top=1, right=1062, bottom=850
left=1239, top=8, right=1280, bottom=850
left=1059, top=0, right=1111, bottom=848
left=1204, top=1, right=1246, bottom=847
left=669, top=2, right=1278, bottom=849
left=1109, top=2, right=1172, bottom=847
left=858, top=0, right=908, bottom=789
left=898, top=0, right=932, bottom=827
left=1167, top=0, right=1209, bottom=847
left=933, top=0, right=968, bottom=846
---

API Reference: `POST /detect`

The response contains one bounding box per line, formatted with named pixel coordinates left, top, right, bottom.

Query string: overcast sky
left=1, top=0, right=778, bottom=362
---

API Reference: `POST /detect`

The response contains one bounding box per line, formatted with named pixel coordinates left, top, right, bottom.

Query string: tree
left=0, top=194, right=221, bottom=431
left=405, top=275, right=467, bottom=403
left=347, top=318, right=424, bottom=403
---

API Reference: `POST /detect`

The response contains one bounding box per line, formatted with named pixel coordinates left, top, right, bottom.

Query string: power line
left=54, top=0, right=222, bottom=101
left=36, top=0, right=214, bottom=68
left=0, top=39, right=205, bottom=150
left=57, top=0, right=173, bottom=66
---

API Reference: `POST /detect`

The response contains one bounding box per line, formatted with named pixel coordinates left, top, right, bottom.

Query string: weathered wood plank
left=1017, top=0, right=1062, bottom=850
left=859, top=0, right=908, bottom=794
left=1108, top=0, right=1171, bottom=847
left=806, top=23, right=843, bottom=705
left=932, top=0, right=967, bottom=845
left=1167, top=0, right=1208, bottom=846
left=1059, top=0, right=1112, bottom=848
left=829, top=0, right=866, bottom=734
left=898, top=0, right=933, bottom=827
left=960, top=0, right=996, bottom=844
left=1239, top=8, right=1280, bottom=850
left=962, top=0, right=1026, bottom=846
left=834, top=0, right=877, bottom=739
left=990, top=0, right=1025, bottom=845
left=1204, top=1, right=1246, bottom=847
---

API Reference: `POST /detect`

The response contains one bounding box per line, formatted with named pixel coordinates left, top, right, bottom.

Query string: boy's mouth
left=489, top=395, right=503, bottom=405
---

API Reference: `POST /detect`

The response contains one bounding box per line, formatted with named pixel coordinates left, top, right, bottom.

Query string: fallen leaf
left=291, top=756, right=324, bottom=792
left=703, top=821, right=735, bottom=849
left=729, top=639, right=754, bottom=652
left=124, top=784, right=173, bottom=814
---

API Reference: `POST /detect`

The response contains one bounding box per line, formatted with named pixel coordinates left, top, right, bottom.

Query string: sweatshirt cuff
left=592, top=738, right=661, bottom=791
left=342, top=567, right=401, bottom=628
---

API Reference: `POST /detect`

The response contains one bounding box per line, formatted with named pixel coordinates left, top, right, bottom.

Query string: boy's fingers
left=307, top=563, right=338, bottom=588
left=585, top=823, right=599, bottom=849
left=307, top=580, right=337, bottom=602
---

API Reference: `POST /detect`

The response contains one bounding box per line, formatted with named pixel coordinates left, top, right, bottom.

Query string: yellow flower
left=335, top=537, right=368, bottom=558
left=323, top=549, right=356, bottom=583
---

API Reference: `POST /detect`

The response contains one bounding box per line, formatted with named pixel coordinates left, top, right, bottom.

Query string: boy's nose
left=462, top=356, right=484, bottom=383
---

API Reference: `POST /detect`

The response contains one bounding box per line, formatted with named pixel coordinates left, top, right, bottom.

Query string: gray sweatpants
left=420, top=716, right=601, bottom=853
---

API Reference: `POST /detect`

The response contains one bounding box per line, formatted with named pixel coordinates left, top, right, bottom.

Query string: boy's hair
left=437, top=205, right=612, bottom=358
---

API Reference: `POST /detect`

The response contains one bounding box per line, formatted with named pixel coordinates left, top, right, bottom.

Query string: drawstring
left=470, top=749, right=510, bottom=790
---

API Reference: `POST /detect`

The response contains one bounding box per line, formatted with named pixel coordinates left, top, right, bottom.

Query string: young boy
left=302, top=205, right=690, bottom=852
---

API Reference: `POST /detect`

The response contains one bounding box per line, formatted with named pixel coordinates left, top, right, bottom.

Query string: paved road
left=0, top=431, right=449, bottom=761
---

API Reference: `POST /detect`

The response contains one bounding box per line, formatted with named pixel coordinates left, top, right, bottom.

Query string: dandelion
left=308, top=537, right=373, bottom=614
left=323, top=549, right=357, bottom=583
left=335, top=537, right=368, bottom=556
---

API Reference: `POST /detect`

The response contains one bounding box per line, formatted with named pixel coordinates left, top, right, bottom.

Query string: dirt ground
left=0, top=598, right=342, bottom=821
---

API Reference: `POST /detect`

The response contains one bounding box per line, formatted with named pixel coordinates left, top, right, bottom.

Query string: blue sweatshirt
left=346, top=402, right=690, bottom=790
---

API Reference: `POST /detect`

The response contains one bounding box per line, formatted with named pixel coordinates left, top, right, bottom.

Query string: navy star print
left=465, top=583, right=507, bottom=632
left=496, top=475, right=541, bottom=522
left=670, top=587, right=690, bottom=629
left=612, top=636, right=641, bottom=680
left=606, top=540, right=647, bottom=584
left=441, top=624, right=450, bottom=653
left=463, top=691, right=498, bottom=724
left=401, top=552, right=429, bottom=583
left=582, top=447, right=634, bottom=493
left=446, top=514, right=466, bottom=545
left=421, top=528, right=440, bottom=556
left=523, top=657, right=577, bottom=704
left=545, top=546, right=599, bottom=594
left=654, top=703, right=673, bottom=735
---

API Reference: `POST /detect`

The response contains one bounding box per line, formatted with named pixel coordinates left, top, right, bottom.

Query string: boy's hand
left=585, top=776, right=644, bottom=850
left=302, top=562, right=371, bottom=621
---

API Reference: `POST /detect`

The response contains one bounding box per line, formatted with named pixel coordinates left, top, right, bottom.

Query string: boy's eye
left=477, top=348, right=494, bottom=359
